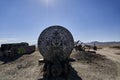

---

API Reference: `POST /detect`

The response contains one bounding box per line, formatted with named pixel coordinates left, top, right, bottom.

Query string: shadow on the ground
left=0, top=50, right=35, bottom=64
left=71, top=51, right=106, bottom=63
left=0, top=52, right=34, bottom=64
left=38, top=64, right=82, bottom=80
left=115, top=53, right=120, bottom=55
left=0, top=54, right=23, bottom=64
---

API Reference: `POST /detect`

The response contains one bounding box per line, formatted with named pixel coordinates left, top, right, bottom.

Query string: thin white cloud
left=0, top=38, right=37, bottom=47
left=0, top=38, right=18, bottom=45
left=27, top=40, right=37, bottom=45
left=0, top=40, right=8, bottom=43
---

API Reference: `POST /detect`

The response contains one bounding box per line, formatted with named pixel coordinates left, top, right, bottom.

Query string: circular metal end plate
left=38, top=25, right=74, bottom=61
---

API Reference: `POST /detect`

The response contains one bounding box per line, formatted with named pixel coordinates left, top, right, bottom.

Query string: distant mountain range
left=86, top=41, right=120, bottom=46
left=1, top=41, right=120, bottom=48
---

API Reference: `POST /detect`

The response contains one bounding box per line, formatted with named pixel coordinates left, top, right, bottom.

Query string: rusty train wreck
left=0, top=42, right=35, bottom=58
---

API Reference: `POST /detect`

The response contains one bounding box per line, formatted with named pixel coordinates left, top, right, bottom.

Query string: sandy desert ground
left=0, top=47, right=120, bottom=80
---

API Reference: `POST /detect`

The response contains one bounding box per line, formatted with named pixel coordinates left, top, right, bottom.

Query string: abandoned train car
left=0, top=42, right=35, bottom=57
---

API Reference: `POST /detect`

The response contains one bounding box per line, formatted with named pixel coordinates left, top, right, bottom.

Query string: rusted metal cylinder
left=38, top=25, right=74, bottom=61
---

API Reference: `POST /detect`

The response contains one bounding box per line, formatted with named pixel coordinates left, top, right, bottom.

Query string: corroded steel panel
left=38, top=25, right=74, bottom=61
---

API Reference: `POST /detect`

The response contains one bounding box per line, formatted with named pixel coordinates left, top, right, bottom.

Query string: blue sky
left=0, top=0, right=120, bottom=45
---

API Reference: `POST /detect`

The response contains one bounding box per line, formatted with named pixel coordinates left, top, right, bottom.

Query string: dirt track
left=97, top=48, right=120, bottom=80
left=0, top=48, right=120, bottom=80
